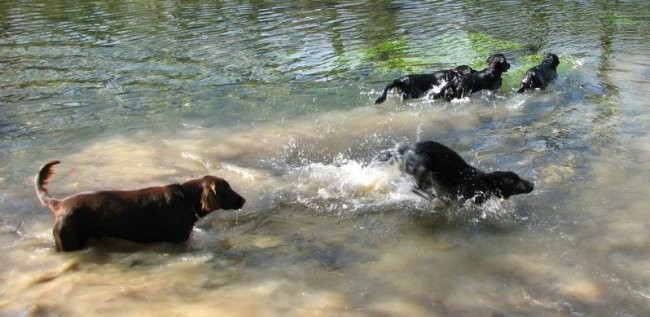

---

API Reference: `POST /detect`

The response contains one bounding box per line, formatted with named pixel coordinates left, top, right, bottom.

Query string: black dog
left=517, top=53, right=560, bottom=93
left=380, top=141, right=533, bottom=204
left=434, top=54, right=511, bottom=101
left=375, top=65, right=476, bottom=104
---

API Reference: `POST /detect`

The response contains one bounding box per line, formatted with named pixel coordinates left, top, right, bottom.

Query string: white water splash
left=221, top=163, right=259, bottom=181
left=290, top=155, right=424, bottom=214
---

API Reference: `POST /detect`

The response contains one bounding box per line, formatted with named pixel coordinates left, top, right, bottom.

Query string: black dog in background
left=434, top=54, right=511, bottom=101
left=379, top=141, right=534, bottom=205
left=375, top=65, right=476, bottom=104
left=517, top=53, right=560, bottom=93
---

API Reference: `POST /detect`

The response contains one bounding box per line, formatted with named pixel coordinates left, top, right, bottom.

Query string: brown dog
left=35, top=160, right=246, bottom=252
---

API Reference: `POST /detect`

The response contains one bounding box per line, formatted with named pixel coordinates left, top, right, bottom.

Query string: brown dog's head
left=198, top=176, right=246, bottom=217
left=486, top=54, right=510, bottom=73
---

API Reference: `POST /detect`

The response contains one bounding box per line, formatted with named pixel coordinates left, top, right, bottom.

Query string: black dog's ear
left=499, top=173, right=516, bottom=186
left=548, top=53, right=560, bottom=66
left=542, top=53, right=560, bottom=67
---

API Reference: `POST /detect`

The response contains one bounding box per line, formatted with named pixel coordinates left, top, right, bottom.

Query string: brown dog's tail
left=35, top=160, right=61, bottom=214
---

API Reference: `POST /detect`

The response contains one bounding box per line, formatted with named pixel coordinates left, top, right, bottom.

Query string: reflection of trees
left=0, top=0, right=644, bottom=207
left=0, top=0, right=643, bottom=98
left=519, top=1, right=550, bottom=53
left=589, top=1, right=621, bottom=148
left=0, top=2, right=10, bottom=38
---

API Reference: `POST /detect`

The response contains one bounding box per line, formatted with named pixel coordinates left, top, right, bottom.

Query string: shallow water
left=1, top=0, right=650, bottom=316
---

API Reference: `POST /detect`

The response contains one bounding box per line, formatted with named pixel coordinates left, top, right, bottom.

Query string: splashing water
left=291, top=154, right=421, bottom=214
left=281, top=152, right=523, bottom=225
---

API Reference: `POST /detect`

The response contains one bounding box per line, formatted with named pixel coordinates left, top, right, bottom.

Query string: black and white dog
left=375, top=65, right=476, bottom=104
left=434, top=54, right=511, bottom=101
left=517, top=53, right=560, bottom=93
left=379, top=141, right=534, bottom=204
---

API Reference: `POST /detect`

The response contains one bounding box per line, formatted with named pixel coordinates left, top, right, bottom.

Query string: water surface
left=1, top=0, right=650, bottom=316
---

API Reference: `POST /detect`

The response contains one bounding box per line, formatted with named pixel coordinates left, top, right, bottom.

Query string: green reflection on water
left=466, top=32, right=522, bottom=59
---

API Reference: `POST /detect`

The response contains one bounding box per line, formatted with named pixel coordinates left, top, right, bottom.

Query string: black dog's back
left=375, top=72, right=448, bottom=105
left=398, top=141, right=481, bottom=200
left=434, top=54, right=511, bottom=101
left=375, top=65, right=475, bottom=104
left=517, top=53, right=560, bottom=93
left=405, top=141, right=476, bottom=187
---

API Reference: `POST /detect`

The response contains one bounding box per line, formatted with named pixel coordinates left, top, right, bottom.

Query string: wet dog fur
left=379, top=141, right=534, bottom=204
left=517, top=53, right=560, bottom=93
left=375, top=65, right=476, bottom=104
left=434, top=54, right=511, bottom=101
left=35, top=160, right=246, bottom=252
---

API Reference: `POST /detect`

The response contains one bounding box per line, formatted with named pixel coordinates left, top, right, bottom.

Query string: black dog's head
left=486, top=54, right=510, bottom=73
left=484, top=171, right=534, bottom=199
left=452, top=65, right=476, bottom=75
left=543, top=53, right=560, bottom=68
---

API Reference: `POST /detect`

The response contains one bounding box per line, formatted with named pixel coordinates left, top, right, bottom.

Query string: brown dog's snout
left=224, top=190, right=246, bottom=210
left=236, top=194, right=246, bottom=208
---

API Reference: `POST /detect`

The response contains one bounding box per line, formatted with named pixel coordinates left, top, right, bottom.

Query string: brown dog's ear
left=200, top=181, right=220, bottom=216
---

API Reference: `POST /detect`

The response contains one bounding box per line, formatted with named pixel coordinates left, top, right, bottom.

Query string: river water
left=1, top=1, right=649, bottom=316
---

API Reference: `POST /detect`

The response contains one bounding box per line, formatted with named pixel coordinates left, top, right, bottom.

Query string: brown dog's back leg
left=55, top=221, right=88, bottom=252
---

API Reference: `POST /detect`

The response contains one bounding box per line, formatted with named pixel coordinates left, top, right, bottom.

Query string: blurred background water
left=1, top=1, right=649, bottom=316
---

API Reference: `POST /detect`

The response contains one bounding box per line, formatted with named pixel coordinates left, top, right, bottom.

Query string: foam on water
left=290, top=155, right=421, bottom=215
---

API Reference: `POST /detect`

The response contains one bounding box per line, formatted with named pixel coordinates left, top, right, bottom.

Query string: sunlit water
left=1, top=1, right=650, bottom=316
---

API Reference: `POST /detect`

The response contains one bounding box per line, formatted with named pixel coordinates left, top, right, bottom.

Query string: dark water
left=1, top=1, right=650, bottom=316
